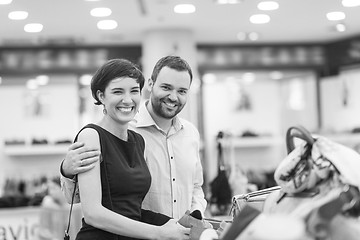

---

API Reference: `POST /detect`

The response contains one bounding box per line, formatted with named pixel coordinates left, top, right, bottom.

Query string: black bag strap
left=64, top=177, right=77, bottom=240
left=216, top=131, right=225, bottom=171
left=286, top=125, right=315, bottom=154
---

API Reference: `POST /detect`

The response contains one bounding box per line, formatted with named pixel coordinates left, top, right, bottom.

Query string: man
left=60, top=55, right=207, bottom=219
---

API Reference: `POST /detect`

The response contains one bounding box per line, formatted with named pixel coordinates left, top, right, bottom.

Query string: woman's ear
left=97, top=90, right=104, bottom=104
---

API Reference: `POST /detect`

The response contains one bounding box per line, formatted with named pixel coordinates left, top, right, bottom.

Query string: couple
left=60, top=56, right=207, bottom=240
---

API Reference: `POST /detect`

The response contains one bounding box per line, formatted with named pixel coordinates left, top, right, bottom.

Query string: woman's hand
left=158, top=219, right=190, bottom=240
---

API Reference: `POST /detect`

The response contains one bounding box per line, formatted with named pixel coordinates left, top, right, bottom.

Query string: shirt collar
left=134, top=100, right=183, bottom=131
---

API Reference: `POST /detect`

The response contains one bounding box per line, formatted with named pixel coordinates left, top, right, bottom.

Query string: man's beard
left=152, top=97, right=184, bottom=119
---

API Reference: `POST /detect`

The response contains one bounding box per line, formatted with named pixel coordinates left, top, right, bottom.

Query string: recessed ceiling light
left=342, top=0, right=360, bottom=7
left=326, top=11, right=346, bottom=21
left=248, top=32, right=260, bottom=41
left=249, top=14, right=270, bottom=24
left=8, top=11, right=28, bottom=20
left=237, top=32, right=246, bottom=41
left=257, top=1, right=279, bottom=11
left=90, top=7, right=112, bottom=17
left=97, top=20, right=117, bottom=30
left=0, top=0, right=12, bottom=4
left=335, top=23, right=346, bottom=32
left=24, top=23, right=43, bottom=33
left=174, top=4, right=196, bottom=13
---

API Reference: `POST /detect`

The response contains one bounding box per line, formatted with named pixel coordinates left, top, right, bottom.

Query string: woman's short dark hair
left=150, top=55, right=193, bottom=83
left=91, top=58, right=145, bottom=105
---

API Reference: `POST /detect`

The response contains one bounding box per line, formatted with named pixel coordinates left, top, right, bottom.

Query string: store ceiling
left=0, top=0, right=360, bottom=46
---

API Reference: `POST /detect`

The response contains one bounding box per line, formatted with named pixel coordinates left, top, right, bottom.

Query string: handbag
left=264, top=125, right=360, bottom=239
left=229, top=125, right=360, bottom=240
left=210, top=131, right=232, bottom=215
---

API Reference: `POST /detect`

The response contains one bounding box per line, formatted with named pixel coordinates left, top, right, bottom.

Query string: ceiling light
left=249, top=14, right=270, bottom=24
left=0, top=0, right=12, bottom=4
left=342, top=0, right=360, bottom=7
left=236, top=32, right=246, bottom=41
left=326, top=11, right=345, bottom=21
left=90, top=7, right=112, bottom=17
left=335, top=23, right=346, bottom=32
left=248, top=32, right=259, bottom=41
left=24, top=23, right=43, bottom=33
left=257, top=1, right=279, bottom=11
left=8, top=11, right=28, bottom=20
left=174, top=4, right=196, bottom=13
left=97, top=20, right=117, bottom=30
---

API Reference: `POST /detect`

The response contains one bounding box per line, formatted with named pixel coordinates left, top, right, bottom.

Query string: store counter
left=0, top=205, right=82, bottom=240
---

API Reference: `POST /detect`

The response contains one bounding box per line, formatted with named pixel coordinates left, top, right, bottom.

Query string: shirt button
left=174, top=200, right=176, bottom=203
left=170, top=156, right=173, bottom=159
left=173, top=178, right=175, bottom=181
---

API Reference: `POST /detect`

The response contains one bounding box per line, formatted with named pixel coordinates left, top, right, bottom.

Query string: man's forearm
left=60, top=173, right=80, bottom=204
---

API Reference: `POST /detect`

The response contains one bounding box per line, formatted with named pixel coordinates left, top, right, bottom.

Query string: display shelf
left=3, top=144, right=69, bottom=156
left=221, top=136, right=282, bottom=148
left=322, top=133, right=360, bottom=147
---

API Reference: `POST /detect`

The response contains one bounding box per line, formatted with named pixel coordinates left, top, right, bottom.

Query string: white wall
left=0, top=75, right=79, bottom=184
left=320, top=67, right=360, bottom=132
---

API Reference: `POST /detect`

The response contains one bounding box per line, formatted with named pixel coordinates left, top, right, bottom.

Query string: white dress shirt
left=134, top=101, right=207, bottom=219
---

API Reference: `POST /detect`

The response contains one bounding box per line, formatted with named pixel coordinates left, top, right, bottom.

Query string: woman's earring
left=103, top=107, right=107, bottom=115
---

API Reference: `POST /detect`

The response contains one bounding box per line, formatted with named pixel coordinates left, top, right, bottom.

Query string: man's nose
left=168, top=90, right=177, bottom=101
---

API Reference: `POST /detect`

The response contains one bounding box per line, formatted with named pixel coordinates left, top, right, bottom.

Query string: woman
left=74, top=59, right=189, bottom=240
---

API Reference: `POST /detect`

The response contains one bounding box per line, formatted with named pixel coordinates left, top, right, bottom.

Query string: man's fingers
left=75, top=146, right=100, bottom=155
left=68, top=142, right=84, bottom=151
left=79, top=156, right=99, bottom=167
left=78, top=164, right=95, bottom=173
left=82, top=150, right=101, bottom=159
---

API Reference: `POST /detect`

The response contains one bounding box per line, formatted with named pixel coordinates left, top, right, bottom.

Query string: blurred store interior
left=1, top=0, right=360, bottom=238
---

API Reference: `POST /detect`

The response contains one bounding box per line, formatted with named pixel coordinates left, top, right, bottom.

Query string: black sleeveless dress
left=75, top=124, right=170, bottom=240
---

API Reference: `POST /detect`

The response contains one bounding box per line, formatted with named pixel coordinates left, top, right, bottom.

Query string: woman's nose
left=122, top=93, right=132, bottom=103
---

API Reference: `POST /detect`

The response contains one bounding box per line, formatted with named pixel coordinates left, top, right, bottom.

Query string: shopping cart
left=231, top=186, right=281, bottom=217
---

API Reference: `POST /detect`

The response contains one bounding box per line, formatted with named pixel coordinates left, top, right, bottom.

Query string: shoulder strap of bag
left=64, top=177, right=78, bottom=240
